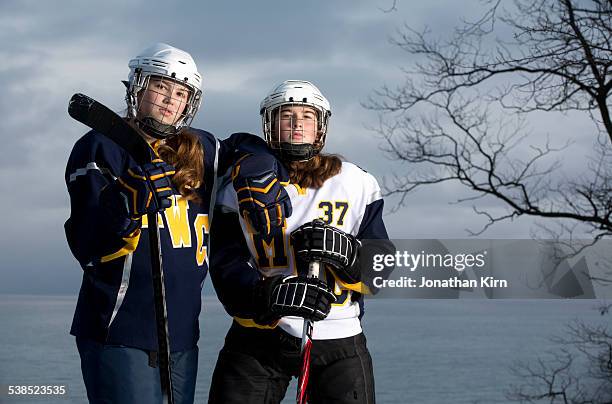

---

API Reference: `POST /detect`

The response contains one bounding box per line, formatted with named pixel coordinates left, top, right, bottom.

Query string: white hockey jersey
left=216, top=161, right=386, bottom=340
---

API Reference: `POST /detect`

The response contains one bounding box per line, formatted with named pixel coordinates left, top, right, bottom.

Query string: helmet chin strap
left=274, top=142, right=319, bottom=162
left=137, top=116, right=179, bottom=139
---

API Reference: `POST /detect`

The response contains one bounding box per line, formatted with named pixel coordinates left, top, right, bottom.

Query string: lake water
left=0, top=295, right=607, bottom=403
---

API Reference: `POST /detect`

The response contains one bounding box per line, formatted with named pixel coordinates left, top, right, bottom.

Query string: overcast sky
left=0, top=0, right=598, bottom=294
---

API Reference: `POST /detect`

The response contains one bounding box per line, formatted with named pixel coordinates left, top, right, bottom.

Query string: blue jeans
left=76, top=337, right=198, bottom=404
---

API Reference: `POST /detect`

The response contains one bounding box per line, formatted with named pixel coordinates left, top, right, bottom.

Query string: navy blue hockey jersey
left=65, top=129, right=267, bottom=352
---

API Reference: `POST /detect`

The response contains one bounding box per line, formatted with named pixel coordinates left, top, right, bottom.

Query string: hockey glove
left=254, top=275, right=336, bottom=324
left=100, top=159, right=175, bottom=236
left=291, top=220, right=362, bottom=284
left=232, top=154, right=292, bottom=238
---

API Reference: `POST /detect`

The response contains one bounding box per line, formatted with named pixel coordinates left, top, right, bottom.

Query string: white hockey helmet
left=260, top=80, right=331, bottom=161
left=125, top=42, right=203, bottom=139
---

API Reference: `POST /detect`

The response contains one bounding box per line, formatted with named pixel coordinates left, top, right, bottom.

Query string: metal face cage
left=262, top=103, right=329, bottom=161
left=127, top=70, right=202, bottom=138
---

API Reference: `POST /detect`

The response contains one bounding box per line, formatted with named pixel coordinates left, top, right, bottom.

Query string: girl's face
left=273, top=105, right=318, bottom=144
left=138, top=77, right=191, bottom=125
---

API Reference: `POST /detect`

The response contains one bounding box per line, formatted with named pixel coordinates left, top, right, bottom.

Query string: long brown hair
left=157, top=130, right=204, bottom=203
left=286, top=154, right=342, bottom=189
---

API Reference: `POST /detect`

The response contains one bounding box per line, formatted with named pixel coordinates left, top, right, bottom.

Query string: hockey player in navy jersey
left=209, top=80, right=395, bottom=403
left=64, top=43, right=288, bottom=404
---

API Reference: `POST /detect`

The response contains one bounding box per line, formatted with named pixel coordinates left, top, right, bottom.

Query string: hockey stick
left=68, top=93, right=175, bottom=404
left=296, top=259, right=320, bottom=404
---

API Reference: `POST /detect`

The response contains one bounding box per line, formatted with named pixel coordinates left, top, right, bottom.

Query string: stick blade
left=68, top=93, right=151, bottom=165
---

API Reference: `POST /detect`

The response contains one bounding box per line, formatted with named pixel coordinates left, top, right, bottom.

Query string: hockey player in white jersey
left=208, top=80, right=394, bottom=403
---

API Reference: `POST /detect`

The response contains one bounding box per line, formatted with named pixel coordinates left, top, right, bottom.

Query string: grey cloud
left=0, top=0, right=600, bottom=294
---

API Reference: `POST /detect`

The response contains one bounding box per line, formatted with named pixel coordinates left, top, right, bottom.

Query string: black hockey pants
left=208, top=321, right=375, bottom=404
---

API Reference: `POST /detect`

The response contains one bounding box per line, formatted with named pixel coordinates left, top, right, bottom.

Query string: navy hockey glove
left=232, top=154, right=292, bottom=237
left=291, top=220, right=362, bottom=284
left=100, top=159, right=175, bottom=236
left=253, top=275, right=336, bottom=324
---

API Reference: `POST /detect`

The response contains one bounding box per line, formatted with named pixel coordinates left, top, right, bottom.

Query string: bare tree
left=367, top=0, right=612, bottom=238
left=506, top=320, right=612, bottom=403
left=367, top=0, right=612, bottom=402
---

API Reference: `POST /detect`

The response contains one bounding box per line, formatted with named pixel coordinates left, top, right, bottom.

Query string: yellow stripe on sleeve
left=233, top=317, right=279, bottom=330
left=329, top=269, right=373, bottom=295
left=100, top=230, right=141, bottom=263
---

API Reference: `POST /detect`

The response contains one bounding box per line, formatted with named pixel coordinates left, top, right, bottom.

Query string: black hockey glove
left=291, top=220, right=362, bottom=284
left=232, top=154, right=292, bottom=238
left=100, top=159, right=175, bottom=236
left=253, top=275, right=336, bottom=324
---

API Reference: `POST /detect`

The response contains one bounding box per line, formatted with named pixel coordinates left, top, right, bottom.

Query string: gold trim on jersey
left=151, top=144, right=163, bottom=158
left=292, top=183, right=307, bottom=195
left=340, top=280, right=371, bottom=295
left=332, top=270, right=372, bottom=295
left=100, top=229, right=141, bottom=263
left=234, top=316, right=279, bottom=329
left=280, top=181, right=307, bottom=196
